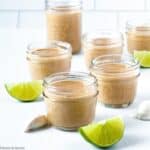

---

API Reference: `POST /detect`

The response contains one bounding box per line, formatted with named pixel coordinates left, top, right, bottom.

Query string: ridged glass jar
left=90, top=54, right=140, bottom=108
left=126, top=19, right=150, bottom=53
left=43, top=72, right=98, bottom=130
left=45, top=0, right=82, bottom=54
left=83, top=30, right=123, bottom=68
left=27, top=41, right=72, bottom=80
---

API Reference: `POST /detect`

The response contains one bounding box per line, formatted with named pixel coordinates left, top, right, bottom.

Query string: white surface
left=0, top=0, right=94, bottom=10
left=0, top=0, right=150, bottom=29
left=83, top=11, right=117, bottom=32
left=118, top=12, right=150, bottom=31
left=0, top=11, right=18, bottom=28
left=96, top=0, right=145, bottom=10
left=0, top=29, right=150, bottom=150
left=19, top=11, right=45, bottom=28
left=0, top=0, right=45, bottom=10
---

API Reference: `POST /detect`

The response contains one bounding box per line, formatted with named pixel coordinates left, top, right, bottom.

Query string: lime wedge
left=134, top=51, right=150, bottom=67
left=79, top=117, right=125, bottom=148
left=5, top=80, right=43, bottom=102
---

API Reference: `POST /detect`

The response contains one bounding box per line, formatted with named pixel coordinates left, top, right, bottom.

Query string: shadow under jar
left=45, top=0, right=82, bottom=54
left=43, top=72, right=98, bottom=130
left=83, top=30, right=123, bottom=68
left=90, top=54, right=140, bottom=108
left=26, top=41, right=72, bottom=80
left=126, top=19, right=150, bottom=53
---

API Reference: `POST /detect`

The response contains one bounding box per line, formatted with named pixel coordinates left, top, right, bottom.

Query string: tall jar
left=45, top=0, right=82, bottom=54
left=43, top=72, right=98, bottom=130
left=126, top=19, right=150, bottom=53
left=90, top=54, right=140, bottom=108
left=26, top=41, right=72, bottom=80
left=83, top=30, right=123, bottom=68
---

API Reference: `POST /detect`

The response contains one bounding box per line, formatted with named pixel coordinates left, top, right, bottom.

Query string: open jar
left=126, top=19, right=150, bottom=53
left=83, top=30, right=123, bottom=68
left=45, top=0, right=82, bottom=54
left=26, top=41, right=72, bottom=80
left=43, top=72, right=98, bottom=130
left=90, top=54, right=140, bottom=108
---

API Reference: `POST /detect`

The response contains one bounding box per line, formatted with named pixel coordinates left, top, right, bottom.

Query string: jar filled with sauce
left=126, top=19, right=150, bottom=53
left=26, top=41, right=72, bottom=80
left=90, top=54, right=140, bottom=108
left=83, top=31, right=123, bottom=68
left=45, top=0, right=82, bottom=54
left=43, top=72, right=98, bottom=130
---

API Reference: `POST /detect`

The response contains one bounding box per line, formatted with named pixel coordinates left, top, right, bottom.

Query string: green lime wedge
left=5, top=80, right=43, bottom=102
left=79, top=117, right=125, bottom=148
left=134, top=50, right=150, bottom=67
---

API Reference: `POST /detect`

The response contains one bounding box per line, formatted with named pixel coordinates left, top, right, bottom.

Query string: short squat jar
left=83, top=30, right=123, bottom=68
left=90, top=54, right=140, bottom=108
left=126, top=19, right=150, bottom=53
left=43, top=72, right=98, bottom=130
left=45, top=0, right=82, bottom=54
left=26, top=41, right=72, bottom=80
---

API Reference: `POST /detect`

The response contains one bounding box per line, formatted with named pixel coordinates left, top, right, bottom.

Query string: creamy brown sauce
left=44, top=80, right=97, bottom=130
left=83, top=38, right=122, bottom=68
left=90, top=38, right=119, bottom=45
left=27, top=48, right=71, bottom=80
left=30, top=48, right=66, bottom=57
left=91, top=63, right=138, bottom=106
left=46, top=8, right=81, bottom=54
left=49, top=80, right=91, bottom=97
left=127, top=26, right=150, bottom=53
left=99, top=63, right=129, bottom=73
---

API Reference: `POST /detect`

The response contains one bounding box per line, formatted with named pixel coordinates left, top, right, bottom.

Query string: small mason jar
left=26, top=41, right=72, bottom=80
left=83, top=30, right=123, bottom=68
left=126, top=19, right=150, bottom=53
left=90, top=54, right=140, bottom=108
left=43, top=72, right=98, bottom=130
left=45, top=0, right=82, bottom=54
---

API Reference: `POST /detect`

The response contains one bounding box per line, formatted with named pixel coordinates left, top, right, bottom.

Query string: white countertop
left=0, top=28, right=150, bottom=150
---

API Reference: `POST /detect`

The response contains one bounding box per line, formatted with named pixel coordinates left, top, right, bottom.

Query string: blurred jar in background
left=26, top=41, right=72, bottom=80
left=126, top=19, right=150, bottom=53
left=45, top=0, right=82, bottom=54
left=83, top=30, right=123, bottom=68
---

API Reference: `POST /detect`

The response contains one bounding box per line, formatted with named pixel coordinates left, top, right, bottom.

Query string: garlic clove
left=25, top=115, right=50, bottom=132
left=135, top=101, right=150, bottom=121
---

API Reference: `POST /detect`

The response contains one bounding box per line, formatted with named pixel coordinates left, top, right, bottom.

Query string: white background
left=0, top=0, right=150, bottom=31
left=0, top=28, right=150, bottom=150
left=0, top=0, right=150, bottom=150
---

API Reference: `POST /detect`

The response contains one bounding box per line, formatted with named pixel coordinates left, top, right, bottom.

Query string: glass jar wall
left=43, top=72, right=98, bottom=130
left=90, top=54, right=140, bottom=108
left=83, top=30, right=123, bottom=68
left=45, top=0, right=82, bottom=54
left=126, top=19, right=150, bottom=53
left=26, top=41, right=72, bottom=80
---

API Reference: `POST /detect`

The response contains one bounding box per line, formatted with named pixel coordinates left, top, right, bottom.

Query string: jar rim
left=90, top=54, right=140, bottom=75
left=126, top=19, right=150, bottom=31
left=26, top=40, right=72, bottom=57
left=46, top=0, right=82, bottom=10
left=83, top=30, right=123, bottom=46
left=43, top=72, right=97, bottom=94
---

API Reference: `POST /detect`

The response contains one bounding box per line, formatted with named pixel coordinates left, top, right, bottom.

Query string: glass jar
left=126, top=19, right=150, bottom=53
left=45, top=0, right=82, bottom=54
left=26, top=41, right=72, bottom=80
left=83, top=30, right=123, bottom=68
left=43, top=72, right=98, bottom=130
left=90, top=54, right=140, bottom=108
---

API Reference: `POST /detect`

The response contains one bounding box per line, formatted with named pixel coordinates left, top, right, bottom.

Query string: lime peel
left=134, top=50, right=150, bottom=67
left=79, top=117, right=125, bottom=148
left=5, top=80, right=43, bottom=102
